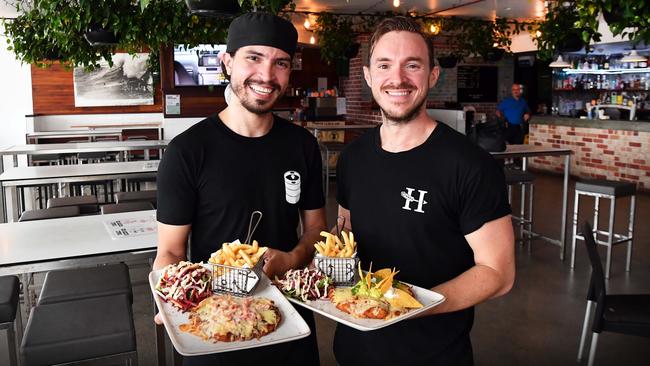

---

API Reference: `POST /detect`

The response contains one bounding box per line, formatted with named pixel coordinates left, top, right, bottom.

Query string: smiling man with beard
left=154, top=12, right=326, bottom=366
left=333, top=17, right=515, bottom=365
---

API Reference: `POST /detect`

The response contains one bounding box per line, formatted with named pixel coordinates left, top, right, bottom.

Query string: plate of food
left=275, top=264, right=445, bottom=331
left=150, top=261, right=311, bottom=356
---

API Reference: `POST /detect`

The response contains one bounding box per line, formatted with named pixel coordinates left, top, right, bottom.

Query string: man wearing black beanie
left=155, top=12, right=325, bottom=366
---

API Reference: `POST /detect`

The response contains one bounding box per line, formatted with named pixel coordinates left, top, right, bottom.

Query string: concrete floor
left=2, top=172, right=649, bottom=365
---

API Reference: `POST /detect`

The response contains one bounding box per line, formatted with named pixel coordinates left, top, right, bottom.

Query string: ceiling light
left=304, top=19, right=311, bottom=30
left=393, top=0, right=400, bottom=7
left=504, top=7, right=512, bottom=11
left=310, top=35, right=316, bottom=45
left=620, top=49, right=647, bottom=63
left=549, top=55, right=571, bottom=68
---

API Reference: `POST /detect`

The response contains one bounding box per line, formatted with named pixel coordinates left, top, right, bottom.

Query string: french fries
left=314, top=230, right=357, bottom=258
left=208, top=240, right=268, bottom=268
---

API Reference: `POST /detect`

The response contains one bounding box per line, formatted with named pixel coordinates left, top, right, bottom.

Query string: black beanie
left=226, top=12, right=298, bottom=57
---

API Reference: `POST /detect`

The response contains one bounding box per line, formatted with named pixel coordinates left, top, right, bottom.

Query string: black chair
left=577, top=222, right=650, bottom=366
left=0, top=275, right=21, bottom=366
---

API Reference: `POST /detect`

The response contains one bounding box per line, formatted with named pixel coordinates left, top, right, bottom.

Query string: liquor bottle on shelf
left=604, top=57, right=610, bottom=70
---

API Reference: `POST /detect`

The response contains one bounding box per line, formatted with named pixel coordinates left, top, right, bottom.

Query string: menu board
left=457, top=66, right=498, bottom=103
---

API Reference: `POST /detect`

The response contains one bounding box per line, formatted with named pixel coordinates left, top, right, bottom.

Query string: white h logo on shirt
left=401, top=187, right=428, bottom=213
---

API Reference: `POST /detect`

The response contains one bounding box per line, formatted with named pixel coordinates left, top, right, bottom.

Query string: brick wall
left=529, top=123, right=650, bottom=190
left=341, top=34, right=514, bottom=125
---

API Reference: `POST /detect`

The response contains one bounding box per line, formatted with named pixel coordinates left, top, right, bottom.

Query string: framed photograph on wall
left=73, top=53, right=154, bottom=107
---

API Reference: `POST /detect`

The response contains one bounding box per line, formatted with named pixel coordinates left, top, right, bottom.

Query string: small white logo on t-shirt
left=401, top=187, right=428, bottom=213
left=284, top=171, right=301, bottom=204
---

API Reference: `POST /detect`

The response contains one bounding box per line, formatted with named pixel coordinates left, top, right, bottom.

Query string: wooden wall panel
left=160, top=45, right=336, bottom=118
left=31, top=63, right=162, bottom=115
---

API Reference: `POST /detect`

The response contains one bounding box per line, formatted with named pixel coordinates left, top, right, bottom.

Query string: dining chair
left=577, top=222, right=650, bottom=366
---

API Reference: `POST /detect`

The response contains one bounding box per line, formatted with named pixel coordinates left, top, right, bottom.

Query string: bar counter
left=528, top=116, right=650, bottom=191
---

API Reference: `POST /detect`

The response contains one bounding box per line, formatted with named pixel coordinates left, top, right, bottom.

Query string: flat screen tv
left=173, top=44, right=228, bottom=87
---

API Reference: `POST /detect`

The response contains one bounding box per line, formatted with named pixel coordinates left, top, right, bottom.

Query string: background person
left=496, top=83, right=531, bottom=144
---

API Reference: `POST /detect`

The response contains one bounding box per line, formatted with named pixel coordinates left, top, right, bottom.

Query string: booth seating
left=37, top=263, right=132, bottom=306
left=47, top=195, right=99, bottom=215
left=19, top=206, right=80, bottom=222
left=571, top=179, right=636, bottom=279
left=0, top=275, right=21, bottom=366
left=21, top=265, right=137, bottom=365
left=115, top=190, right=157, bottom=208
left=20, top=295, right=137, bottom=366
left=504, top=169, right=535, bottom=245
left=101, top=201, right=154, bottom=215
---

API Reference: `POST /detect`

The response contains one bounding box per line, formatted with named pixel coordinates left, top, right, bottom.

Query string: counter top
left=531, top=115, right=650, bottom=133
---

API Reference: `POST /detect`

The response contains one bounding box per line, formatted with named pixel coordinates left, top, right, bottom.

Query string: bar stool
left=504, top=169, right=535, bottom=244
left=0, top=275, right=22, bottom=366
left=571, top=179, right=636, bottom=279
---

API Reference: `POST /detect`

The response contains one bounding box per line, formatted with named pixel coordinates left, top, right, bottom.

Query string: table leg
left=144, top=149, right=150, bottom=161
left=13, top=154, right=18, bottom=168
left=0, top=158, right=5, bottom=223
left=560, top=154, right=570, bottom=260
left=5, top=186, right=18, bottom=222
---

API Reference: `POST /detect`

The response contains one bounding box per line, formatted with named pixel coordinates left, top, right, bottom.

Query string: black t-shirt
left=334, top=122, right=511, bottom=366
left=157, top=114, right=324, bottom=366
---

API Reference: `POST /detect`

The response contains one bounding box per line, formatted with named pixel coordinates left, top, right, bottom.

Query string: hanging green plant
left=2, top=0, right=294, bottom=73
left=533, top=3, right=590, bottom=61
left=574, top=0, right=650, bottom=46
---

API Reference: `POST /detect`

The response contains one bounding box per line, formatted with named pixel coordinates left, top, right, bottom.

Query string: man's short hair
left=368, top=16, right=435, bottom=70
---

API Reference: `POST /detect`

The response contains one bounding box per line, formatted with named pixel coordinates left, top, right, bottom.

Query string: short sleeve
left=497, top=99, right=506, bottom=112
left=298, top=135, right=325, bottom=210
left=156, top=142, right=198, bottom=225
left=335, top=148, right=350, bottom=209
left=458, top=154, right=511, bottom=235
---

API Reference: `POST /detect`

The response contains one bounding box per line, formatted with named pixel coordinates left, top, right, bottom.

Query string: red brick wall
left=341, top=34, right=512, bottom=126
left=529, top=123, right=650, bottom=190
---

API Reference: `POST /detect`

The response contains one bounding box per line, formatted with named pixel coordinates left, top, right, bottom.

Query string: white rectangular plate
left=149, top=269, right=311, bottom=356
left=283, top=283, right=445, bottom=331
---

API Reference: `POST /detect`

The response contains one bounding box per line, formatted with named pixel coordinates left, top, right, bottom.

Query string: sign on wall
left=457, top=66, right=498, bottom=103
left=73, top=53, right=154, bottom=107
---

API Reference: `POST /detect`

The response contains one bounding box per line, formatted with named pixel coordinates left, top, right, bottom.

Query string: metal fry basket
left=211, top=259, right=264, bottom=296
left=210, top=211, right=264, bottom=296
left=314, top=254, right=359, bottom=286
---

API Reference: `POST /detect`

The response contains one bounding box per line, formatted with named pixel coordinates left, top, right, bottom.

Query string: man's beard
left=378, top=83, right=427, bottom=124
left=231, top=77, right=282, bottom=115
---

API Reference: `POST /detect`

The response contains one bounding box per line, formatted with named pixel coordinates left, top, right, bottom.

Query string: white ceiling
left=293, top=0, right=545, bottom=20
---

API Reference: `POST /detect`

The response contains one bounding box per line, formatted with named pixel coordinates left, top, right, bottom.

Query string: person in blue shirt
left=496, top=83, right=531, bottom=144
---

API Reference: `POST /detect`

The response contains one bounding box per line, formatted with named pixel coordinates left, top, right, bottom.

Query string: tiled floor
left=2, top=172, right=649, bottom=365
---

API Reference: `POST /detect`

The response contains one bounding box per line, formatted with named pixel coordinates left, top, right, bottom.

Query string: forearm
left=428, top=263, right=512, bottom=315
left=290, top=226, right=324, bottom=268
left=153, top=251, right=186, bottom=271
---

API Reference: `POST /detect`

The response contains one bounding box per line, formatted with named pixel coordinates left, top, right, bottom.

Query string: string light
left=393, top=0, right=400, bottom=7
left=535, top=30, right=542, bottom=38
left=310, top=34, right=316, bottom=44
left=493, top=42, right=499, bottom=48
left=430, top=24, right=439, bottom=34
left=304, top=19, right=311, bottom=30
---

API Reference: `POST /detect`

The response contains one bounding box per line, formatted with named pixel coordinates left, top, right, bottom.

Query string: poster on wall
left=73, top=53, right=154, bottom=107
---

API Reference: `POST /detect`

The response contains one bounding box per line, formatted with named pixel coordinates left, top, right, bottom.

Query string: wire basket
left=313, top=255, right=359, bottom=286
left=210, top=259, right=263, bottom=297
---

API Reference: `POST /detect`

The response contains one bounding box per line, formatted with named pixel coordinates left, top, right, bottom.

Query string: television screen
left=173, top=44, right=228, bottom=86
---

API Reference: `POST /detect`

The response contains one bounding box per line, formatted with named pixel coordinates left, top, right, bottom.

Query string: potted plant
left=534, top=3, right=589, bottom=61
left=575, top=0, right=650, bottom=46
left=185, top=0, right=240, bottom=17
